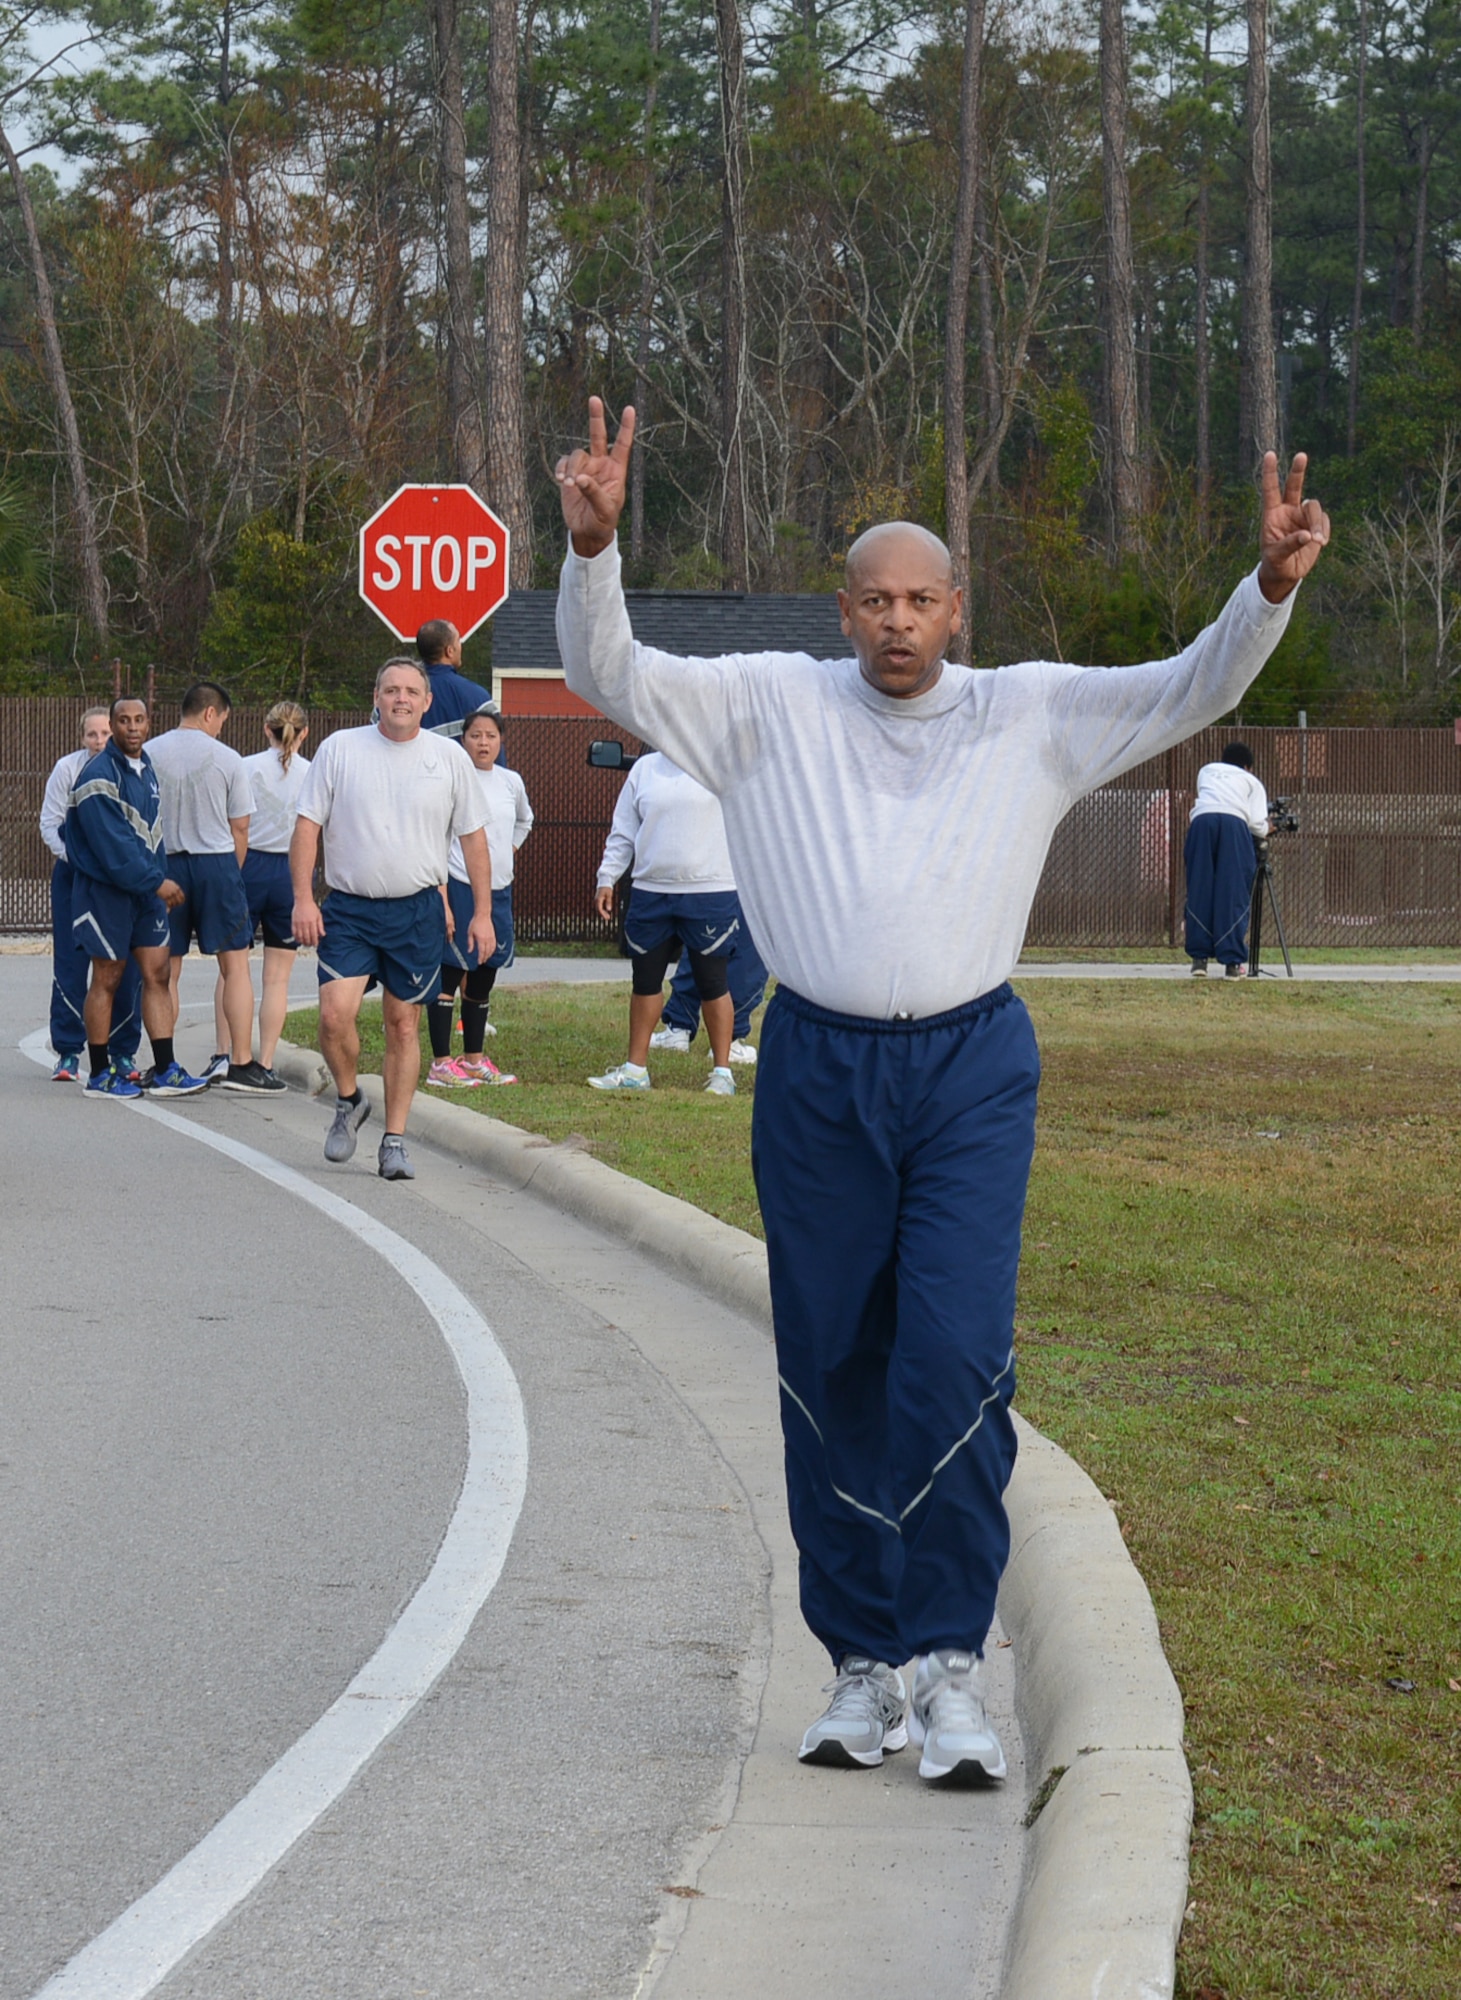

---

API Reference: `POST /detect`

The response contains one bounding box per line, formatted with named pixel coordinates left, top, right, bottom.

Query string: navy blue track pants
left=751, top=983, right=1039, bottom=1667
left=50, top=858, right=141, bottom=1059
left=1183, top=812, right=1257, bottom=965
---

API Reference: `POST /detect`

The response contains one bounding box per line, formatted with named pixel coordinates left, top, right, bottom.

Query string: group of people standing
left=39, top=619, right=530, bottom=1176
left=43, top=684, right=311, bottom=1099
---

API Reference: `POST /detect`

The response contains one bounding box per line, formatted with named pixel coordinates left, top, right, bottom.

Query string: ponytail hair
left=265, top=700, right=308, bottom=771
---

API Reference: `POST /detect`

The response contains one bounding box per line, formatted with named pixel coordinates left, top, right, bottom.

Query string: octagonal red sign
left=358, top=484, right=510, bottom=643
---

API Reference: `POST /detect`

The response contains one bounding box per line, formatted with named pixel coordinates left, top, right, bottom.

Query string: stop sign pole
left=358, top=484, right=511, bottom=643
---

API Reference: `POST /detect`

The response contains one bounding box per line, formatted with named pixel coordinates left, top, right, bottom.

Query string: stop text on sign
left=358, top=484, right=511, bottom=643
left=369, top=534, right=499, bottom=594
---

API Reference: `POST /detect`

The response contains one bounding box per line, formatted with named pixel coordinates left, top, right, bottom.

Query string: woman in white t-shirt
left=426, top=705, right=534, bottom=1086
left=216, top=701, right=311, bottom=1077
left=1183, top=741, right=1270, bottom=978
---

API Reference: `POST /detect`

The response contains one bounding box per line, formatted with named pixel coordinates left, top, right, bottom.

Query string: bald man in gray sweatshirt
left=556, top=399, right=1329, bottom=1784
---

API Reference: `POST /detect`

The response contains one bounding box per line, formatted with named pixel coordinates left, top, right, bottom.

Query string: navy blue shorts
left=167, top=852, right=252, bottom=956
left=624, top=888, right=738, bottom=1000
left=624, top=887, right=740, bottom=961
left=71, top=870, right=170, bottom=960
left=242, top=850, right=296, bottom=950
left=317, top=886, right=446, bottom=1004
left=445, top=879, right=515, bottom=973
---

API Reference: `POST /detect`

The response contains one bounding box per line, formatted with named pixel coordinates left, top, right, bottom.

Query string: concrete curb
left=276, top=1043, right=1191, bottom=2000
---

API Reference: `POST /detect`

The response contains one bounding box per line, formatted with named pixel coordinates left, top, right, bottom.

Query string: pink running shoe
left=459, top=1053, right=518, bottom=1086
left=426, top=1056, right=480, bottom=1087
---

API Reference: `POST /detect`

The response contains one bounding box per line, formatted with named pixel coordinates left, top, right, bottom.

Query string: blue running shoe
left=51, top=1051, right=80, bottom=1082
left=85, top=1064, right=142, bottom=1099
left=147, top=1060, right=209, bottom=1098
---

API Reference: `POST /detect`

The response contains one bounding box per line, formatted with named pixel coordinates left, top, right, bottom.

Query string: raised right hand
left=555, top=396, right=635, bottom=558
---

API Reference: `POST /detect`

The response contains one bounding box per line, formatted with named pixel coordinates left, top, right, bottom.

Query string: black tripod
left=1248, top=837, right=1294, bottom=978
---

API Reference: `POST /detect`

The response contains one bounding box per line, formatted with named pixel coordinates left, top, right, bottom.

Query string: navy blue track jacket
left=64, top=739, right=167, bottom=896
left=423, top=663, right=492, bottom=737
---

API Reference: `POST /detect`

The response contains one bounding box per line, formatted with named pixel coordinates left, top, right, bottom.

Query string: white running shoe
left=727, top=1039, right=758, bottom=1065
left=908, top=1649, right=1006, bottom=1783
left=704, top=1066, right=735, bottom=1096
left=588, top=1061, right=652, bottom=1091
left=798, top=1658, right=908, bottom=1768
left=650, top=1026, right=692, bottom=1052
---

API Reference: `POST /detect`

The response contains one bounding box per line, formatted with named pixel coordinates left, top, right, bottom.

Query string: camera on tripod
left=1268, top=796, right=1299, bottom=834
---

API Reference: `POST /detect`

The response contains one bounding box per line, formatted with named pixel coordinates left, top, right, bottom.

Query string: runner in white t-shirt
left=291, top=657, right=492, bottom=1181
left=225, top=700, right=312, bottom=1078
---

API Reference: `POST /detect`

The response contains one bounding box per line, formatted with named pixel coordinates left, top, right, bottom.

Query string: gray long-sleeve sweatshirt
left=557, top=539, right=1293, bottom=1018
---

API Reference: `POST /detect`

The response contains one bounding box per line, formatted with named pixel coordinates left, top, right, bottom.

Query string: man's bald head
left=838, top=521, right=963, bottom=700
left=844, top=521, right=953, bottom=592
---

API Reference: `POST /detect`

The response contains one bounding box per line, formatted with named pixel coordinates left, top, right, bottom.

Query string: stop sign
left=358, top=484, right=510, bottom=642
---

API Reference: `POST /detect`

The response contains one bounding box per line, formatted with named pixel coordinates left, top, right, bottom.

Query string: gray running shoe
left=908, top=1649, right=1006, bottom=1783
left=797, top=1657, right=907, bottom=1768
left=324, top=1094, right=370, bottom=1162
left=222, top=1060, right=287, bottom=1094
left=201, top=1051, right=230, bottom=1084
left=378, top=1134, right=415, bottom=1181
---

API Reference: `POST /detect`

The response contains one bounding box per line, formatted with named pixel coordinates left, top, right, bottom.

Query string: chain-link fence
left=1031, top=724, right=1461, bottom=948
left=0, top=701, right=640, bottom=945
left=4, top=701, right=1458, bottom=947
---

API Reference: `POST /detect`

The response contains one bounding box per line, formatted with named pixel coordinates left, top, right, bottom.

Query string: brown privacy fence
left=3, top=700, right=1459, bottom=948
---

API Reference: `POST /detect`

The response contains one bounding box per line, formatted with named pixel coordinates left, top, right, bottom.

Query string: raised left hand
left=1257, top=452, right=1331, bottom=602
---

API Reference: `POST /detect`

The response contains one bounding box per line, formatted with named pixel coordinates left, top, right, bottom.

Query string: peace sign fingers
left=558, top=398, right=637, bottom=559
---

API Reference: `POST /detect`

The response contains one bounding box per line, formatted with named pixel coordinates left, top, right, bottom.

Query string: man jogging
left=556, top=398, right=1329, bottom=1784
left=39, top=706, right=142, bottom=1081
left=147, top=681, right=278, bottom=1092
left=65, top=696, right=208, bottom=1099
left=290, top=657, right=494, bottom=1181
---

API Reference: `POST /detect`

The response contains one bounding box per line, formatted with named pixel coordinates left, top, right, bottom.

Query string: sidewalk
left=502, top=952, right=1461, bottom=986
left=259, top=1030, right=1193, bottom=2000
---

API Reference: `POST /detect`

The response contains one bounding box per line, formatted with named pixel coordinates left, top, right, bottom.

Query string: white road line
left=17, top=1029, right=529, bottom=2000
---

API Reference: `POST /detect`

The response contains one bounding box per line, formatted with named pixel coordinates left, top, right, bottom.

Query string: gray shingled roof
left=491, top=588, right=849, bottom=670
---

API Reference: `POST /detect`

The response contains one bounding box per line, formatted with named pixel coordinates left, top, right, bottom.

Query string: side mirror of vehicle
left=588, top=739, right=635, bottom=770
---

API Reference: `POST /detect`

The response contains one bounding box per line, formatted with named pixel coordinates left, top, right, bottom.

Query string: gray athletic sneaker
left=324, top=1094, right=370, bottom=1162
left=908, top=1649, right=1006, bottom=1783
left=797, top=1657, right=908, bottom=1768
left=377, top=1134, right=415, bottom=1181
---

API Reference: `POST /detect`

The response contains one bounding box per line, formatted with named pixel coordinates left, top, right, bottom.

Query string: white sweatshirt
left=559, top=538, right=1294, bottom=1018
left=595, top=752, right=737, bottom=894
left=449, top=763, right=534, bottom=887
left=40, top=748, right=88, bottom=861
left=1190, top=761, right=1270, bottom=837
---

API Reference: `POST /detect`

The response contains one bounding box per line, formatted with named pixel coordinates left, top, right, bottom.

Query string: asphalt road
left=0, top=952, right=766, bottom=2000
left=2, top=947, right=1026, bottom=2000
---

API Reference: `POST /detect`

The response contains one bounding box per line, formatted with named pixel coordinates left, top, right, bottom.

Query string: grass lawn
left=284, top=978, right=1461, bottom=1999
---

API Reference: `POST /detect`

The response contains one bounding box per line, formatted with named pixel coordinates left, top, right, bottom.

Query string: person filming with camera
left=1183, top=742, right=1271, bottom=979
